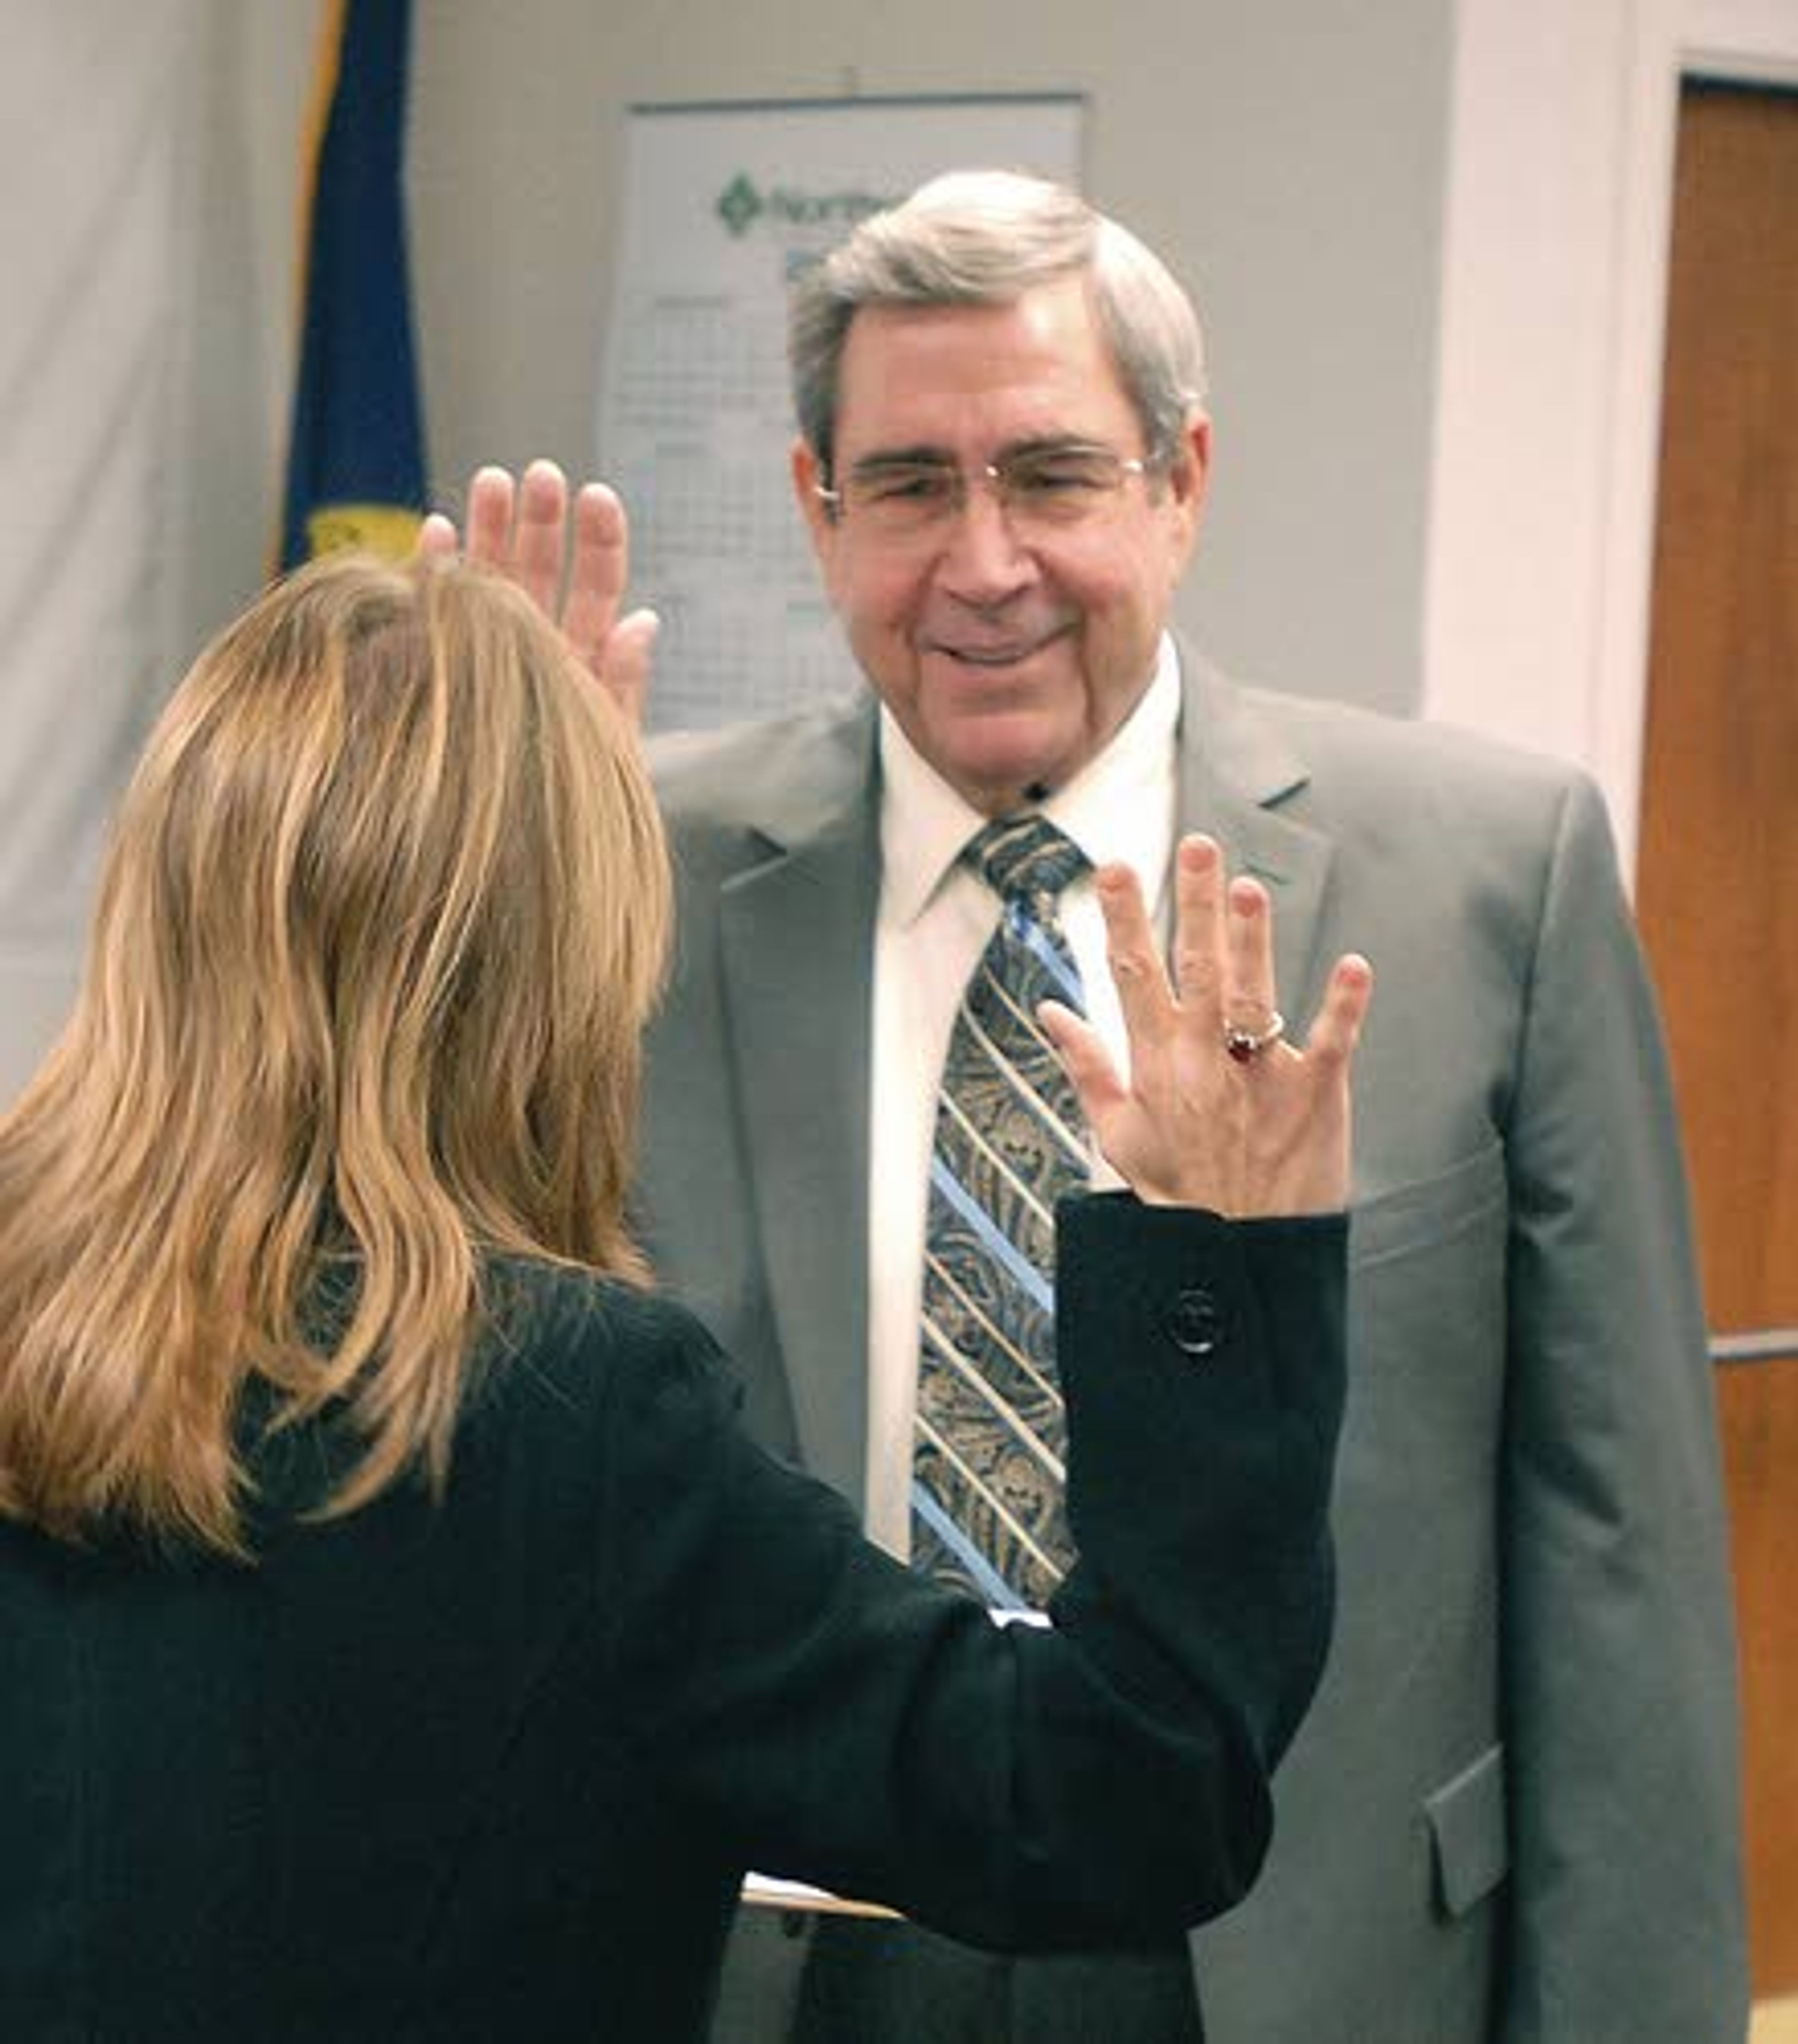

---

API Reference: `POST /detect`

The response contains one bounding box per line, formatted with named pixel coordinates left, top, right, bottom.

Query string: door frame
left=1422, top=0, right=1798, bottom=882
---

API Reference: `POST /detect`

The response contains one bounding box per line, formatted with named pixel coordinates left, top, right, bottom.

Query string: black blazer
left=0, top=1196, right=1344, bottom=2042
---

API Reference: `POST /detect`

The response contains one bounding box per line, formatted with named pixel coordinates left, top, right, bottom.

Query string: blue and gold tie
left=912, top=814, right=1091, bottom=1611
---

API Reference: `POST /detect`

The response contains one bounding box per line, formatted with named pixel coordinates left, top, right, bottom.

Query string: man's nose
left=934, top=477, right=1037, bottom=602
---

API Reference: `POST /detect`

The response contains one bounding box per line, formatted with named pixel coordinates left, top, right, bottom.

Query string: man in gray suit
left=446, top=170, right=1746, bottom=2042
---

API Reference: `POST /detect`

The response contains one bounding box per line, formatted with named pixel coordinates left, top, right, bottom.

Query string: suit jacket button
left=1166, top=1286, right=1223, bottom=1358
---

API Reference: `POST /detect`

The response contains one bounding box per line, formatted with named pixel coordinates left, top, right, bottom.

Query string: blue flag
left=279, top=0, right=427, bottom=568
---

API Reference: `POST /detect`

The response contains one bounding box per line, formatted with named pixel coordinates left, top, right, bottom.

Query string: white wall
left=0, top=1, right=1461, bottom=1099
left=1425, top=0, right=1798, bottom=878
left=75, top=0, right=1462, bottom=718
left=12, top=0, right=1789, bottom=1098
left=102, top=0, right=1463, bottom=711
left=405, top=1, right=1457, bottom=718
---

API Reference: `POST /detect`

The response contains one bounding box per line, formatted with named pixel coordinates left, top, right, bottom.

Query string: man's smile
left=921, top=623, right=1074, bottom=669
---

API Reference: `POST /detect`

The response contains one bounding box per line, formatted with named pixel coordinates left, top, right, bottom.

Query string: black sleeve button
left=1165, top=1286, right=1224, bottom=1359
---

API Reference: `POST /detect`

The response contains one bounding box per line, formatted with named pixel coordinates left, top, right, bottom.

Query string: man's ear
left=791, top=437, right=837, bottom=562
left=1162, top=410, right=1212, bottom=569
left=1166, top=411, right=1212, bottom=516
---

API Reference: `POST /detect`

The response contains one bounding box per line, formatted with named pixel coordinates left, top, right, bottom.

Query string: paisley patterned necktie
left=911, top=814, right=1091, bottom=1610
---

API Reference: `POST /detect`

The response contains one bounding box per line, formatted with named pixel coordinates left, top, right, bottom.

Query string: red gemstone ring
left=1223, top=1010, right=1286, bottom=1064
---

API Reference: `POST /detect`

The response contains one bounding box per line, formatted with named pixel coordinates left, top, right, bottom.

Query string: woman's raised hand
left=1040, top=834, right=1371, bottom=1217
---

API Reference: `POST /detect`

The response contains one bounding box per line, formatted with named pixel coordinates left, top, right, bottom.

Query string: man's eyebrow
left=999, top=435, right=1116, bottom=458
left=843, top=446, right=957, bottom=474
left=845, top=435, right=1111, bottom=473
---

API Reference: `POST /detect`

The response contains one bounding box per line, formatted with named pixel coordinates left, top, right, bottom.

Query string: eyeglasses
left=815, top=443, right=1154, bottom=541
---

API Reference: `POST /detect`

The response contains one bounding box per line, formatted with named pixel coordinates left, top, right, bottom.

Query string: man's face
left=794, top=273, right=1208, bottom=815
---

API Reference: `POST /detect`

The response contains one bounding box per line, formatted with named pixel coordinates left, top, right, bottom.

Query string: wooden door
left=1635, top=79, right=1798, bottom=1998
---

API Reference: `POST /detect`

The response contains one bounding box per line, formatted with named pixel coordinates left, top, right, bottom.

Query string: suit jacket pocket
left=1426, top=1742, right=1509, bottom=1918
left=1348, top=1142, right=1507, bottom=1271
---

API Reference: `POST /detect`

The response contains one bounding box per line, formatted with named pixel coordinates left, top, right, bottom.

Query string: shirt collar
left=878, top=634, right=1182, bottom=927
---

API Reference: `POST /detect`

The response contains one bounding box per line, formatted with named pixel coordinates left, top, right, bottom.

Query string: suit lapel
left=1176, top=649, right=1338, bottom=1029
left=719, top=707, right=881, bottom=1503
left=707, top=659, right=1335, bottom=1506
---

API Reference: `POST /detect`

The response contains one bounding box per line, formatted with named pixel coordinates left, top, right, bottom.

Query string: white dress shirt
left=863, top=637, right=1181, bottom=1556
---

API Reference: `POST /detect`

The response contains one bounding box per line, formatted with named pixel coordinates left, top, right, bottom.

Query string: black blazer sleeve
left=592, top=1193, right=1346, bottom=1953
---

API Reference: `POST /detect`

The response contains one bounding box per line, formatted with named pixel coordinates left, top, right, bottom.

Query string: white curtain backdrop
left=0, top=4, right=199, bottom=1098
left=0, top=2, right=314, bottom=1103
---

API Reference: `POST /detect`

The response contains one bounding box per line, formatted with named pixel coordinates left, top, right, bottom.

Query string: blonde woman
left=0, top=551, right=1368, bottom=2041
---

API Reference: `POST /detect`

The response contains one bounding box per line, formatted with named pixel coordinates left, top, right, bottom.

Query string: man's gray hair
left=789, top=169, right=1208, bottom=477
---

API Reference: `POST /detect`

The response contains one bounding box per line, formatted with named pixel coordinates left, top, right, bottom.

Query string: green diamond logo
left=716, top=174, right=763, bottom=238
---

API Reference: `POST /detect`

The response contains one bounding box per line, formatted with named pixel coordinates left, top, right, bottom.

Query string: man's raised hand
left=419, top=459, right=656, bottom=728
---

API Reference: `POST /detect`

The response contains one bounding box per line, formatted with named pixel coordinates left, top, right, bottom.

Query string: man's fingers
left=511, top=459, right=570, bottom=617
left=561, top=483, right=630, bottom=664
left=429, top=464, right=651, bottom=726
left=602, top=610, right=659, bottom=731
left=463, top=465, right=518, bottom=567
left=416, top=510, right=460, bottom=559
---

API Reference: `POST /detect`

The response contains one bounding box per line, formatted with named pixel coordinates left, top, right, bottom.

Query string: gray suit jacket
left=640, top=654, right=1747, bottom=2044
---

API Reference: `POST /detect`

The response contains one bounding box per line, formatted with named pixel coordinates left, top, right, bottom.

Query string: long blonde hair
left=0, top=551, right=670, bottom=1556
